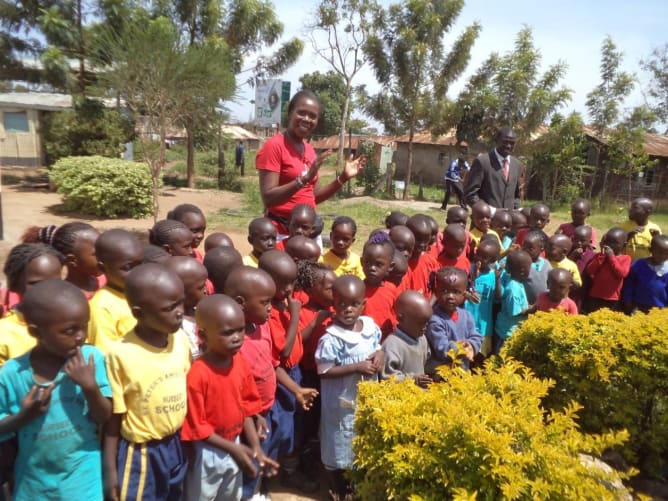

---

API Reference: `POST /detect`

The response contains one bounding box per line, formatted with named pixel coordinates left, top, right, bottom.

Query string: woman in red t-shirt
left=257, top=90, right=365, bottom=236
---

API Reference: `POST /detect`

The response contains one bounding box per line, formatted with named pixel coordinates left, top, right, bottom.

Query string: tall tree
left=585, top=35, right=634, bottom=198
left=451, top=27, right=571, bottom=151
left=307, top=0, right=379, bottom=166
left=363, top=0, right=479, bottom=200
left=97, top=15, right=235, bottom=219
left=640, top=44, right=668, bottom=129
left=157, top=0, right=303, bottom=187
left=299, top=71, right=347, bottom=137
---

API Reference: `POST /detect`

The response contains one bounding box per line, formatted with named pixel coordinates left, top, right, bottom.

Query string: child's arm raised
left=103, top=413, right=122, bottom=501
left=275, top=366, right=318, bottom=411
left=64, top=347, right=112, bottom=425
left=279, top=296, right=301, bottom=361
left=0, top=384, right=53, bottom=435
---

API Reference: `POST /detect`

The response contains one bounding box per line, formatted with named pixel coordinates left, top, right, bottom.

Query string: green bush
left=355, top=141, right=381, bottom=195
left=505, top=309, right=668, bottom=479
left=41, top=98, right=135, bottom=166
left=353, top=361, right=630, bottom=500
left=51, top=156, right=154, bottom=218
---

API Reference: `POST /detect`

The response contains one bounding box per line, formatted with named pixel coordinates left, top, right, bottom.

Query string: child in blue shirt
left=0, top=279, right=111, bottom=501
left=622, top=234, right=668, bottom=313
left=495, top=250, right=533, bottom=354
left=427, top=267, right=483, bottom=373
left=521, top=230, right=552, bottom=304
left=465, top=237, right=501, bottom=357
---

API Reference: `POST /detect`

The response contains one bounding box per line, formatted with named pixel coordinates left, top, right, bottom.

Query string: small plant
left=355, top=141, right=381, bottom=195
left=50, top=156, right=154, bottom=218
left=505, top=309, right=668, bottom=479
left=353, top=360, right=629, bottom=500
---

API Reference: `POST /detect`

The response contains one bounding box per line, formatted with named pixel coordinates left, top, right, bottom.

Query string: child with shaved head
left=0, top=279, right=111, bottom=500
left=182, top=294, right=278, bottom=500
left=382, top=291, right=432, bottom=388
left=104, top=264, right=191, bottom=501
left=315, top=275, right=383, bottom=499
left=243, top=217, right=277, bottom=268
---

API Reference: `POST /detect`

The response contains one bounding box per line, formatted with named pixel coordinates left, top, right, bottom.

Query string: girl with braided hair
left=0, top=243, right=64, bottom=364
left=21, top=222, right=104, bottom=298
left=167, top=203, right=207, bottom=261
left=149, top=219, right=194, bottom=257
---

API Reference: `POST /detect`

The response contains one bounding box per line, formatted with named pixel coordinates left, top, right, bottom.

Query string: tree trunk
left=186, top=124, right=195, bottom=188
left=403, top=127, right=414, bottom=200
left=338, top=80, right=352, bottom=168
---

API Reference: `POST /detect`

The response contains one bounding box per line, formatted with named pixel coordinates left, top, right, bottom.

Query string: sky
left=226, top=0, right=668, bottom=132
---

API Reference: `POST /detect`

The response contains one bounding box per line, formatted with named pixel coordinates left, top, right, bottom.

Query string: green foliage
left=299, top=71, right=347, bottom=136
left=451, top=27, right=571, bottom=151
left=363, top=0, right=480, bottom=199
left=50, top=156, right=154, bottom=218
left=355, top=141, right=380, bottom=194
left=530, top=112, right=590, bottom=204
left=41, top=98, right=135, bottom=165
left=353, top=360, right=630, bottom=500
left=505, top=309, right=668, bottom=478
left=640, top=44, right=668, bottom=124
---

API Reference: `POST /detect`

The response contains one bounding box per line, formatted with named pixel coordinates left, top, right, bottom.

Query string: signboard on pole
left=254, top=79, right=282, bottom=127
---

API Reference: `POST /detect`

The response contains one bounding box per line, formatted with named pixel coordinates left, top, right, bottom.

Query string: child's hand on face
left=415, top=374, right=433, bottom=388
left=64, top=347, right=97, bottom=392
left=570, top=247, right=584, bottom=260
left=287, top=295, right=301, bottom=316
left=603, top=245, right=613, bottom=257
left=20, top=384, right=53, bottom=422
left=296, top=387, right=319, bottom=411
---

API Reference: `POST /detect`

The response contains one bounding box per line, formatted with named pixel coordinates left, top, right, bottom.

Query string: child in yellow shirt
left=320, top=216, right=364, bottom=279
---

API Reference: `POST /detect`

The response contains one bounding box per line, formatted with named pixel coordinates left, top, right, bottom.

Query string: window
left=3, top=111, right=29, bottom=132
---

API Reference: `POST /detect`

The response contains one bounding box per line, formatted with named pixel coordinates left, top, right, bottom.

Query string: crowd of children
left=0, top=195, right=665, bottom=501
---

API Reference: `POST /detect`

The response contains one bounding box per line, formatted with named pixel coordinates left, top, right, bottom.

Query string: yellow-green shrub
left=353, top=361, right=629, bottom=500
left=505, top=309, right=668, bottom=478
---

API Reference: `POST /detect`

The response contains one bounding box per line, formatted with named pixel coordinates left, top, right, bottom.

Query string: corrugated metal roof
left=584, top=125, right=668, bottom=158
left=0, top=92, right=73, bottom=111
left=220, top=125, right=261, bottom=141
left=393, top=130, right=458, bottom=146
left=311, top=135, right=395, bottom=150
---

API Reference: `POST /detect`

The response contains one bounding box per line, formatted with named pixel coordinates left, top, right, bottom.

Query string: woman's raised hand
left=305, top=150, right=333, bottom=183
left=342, top=154, right=366, bottom=181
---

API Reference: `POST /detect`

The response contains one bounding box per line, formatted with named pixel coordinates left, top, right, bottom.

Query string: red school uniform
left=298, top=304, right=333, bottom=372
left=181, top=354, right=263, bottom=442
left=433, top=231, right=472, bottom=260
left=364, top=281, right=398, bottom=340
left=400, top=252, right=439, bottom=299
left=557, top=223, right=598, bottom=249
left=436, top=252, right=471, bottom=275
left=585, top=253, right=632, bottom=301
left=268, top=301, right=304, bottom=368
left=534, top=292, right=578, bottom=315
left=239, top=322, right=277, bottom=413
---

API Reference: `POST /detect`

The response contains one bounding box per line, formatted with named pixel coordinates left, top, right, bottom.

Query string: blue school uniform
left=315, top=316, right=380, bottom=470
left=465, top=266, right=496, bottom=338
left=0, top=345, right=111, bottom=501
left=495, top=273, right=529, bottom=342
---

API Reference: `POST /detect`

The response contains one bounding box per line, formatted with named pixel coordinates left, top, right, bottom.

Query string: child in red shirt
left=403, top=215, right=439, bottom=298
left=583, top=227, right=631, bottom=313
left=535, top=268, right=578, bottom=315
left=258, top=250, right=319, bottom=493
left=555, top=198, right=598, bottom=248
left=437, top=224, right=471, bottom=274
left=515, top=203, right=550, bottom=248
left=182, top=295, right=277, bottom=500
left=362, top=234, right=398, bottom=340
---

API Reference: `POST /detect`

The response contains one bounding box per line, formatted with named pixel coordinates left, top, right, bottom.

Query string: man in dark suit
left=464, top=126, right=522, bottom=210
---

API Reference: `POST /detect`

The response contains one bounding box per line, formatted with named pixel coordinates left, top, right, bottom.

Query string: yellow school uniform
left=549, top=257, right=582, bottom=287
left=320, top=250, right=365, bottom=279
left=87, top=286, right=136, bottom=354
left=242, top=253, right=259, bottom=268
left=0, top=311, right=35, bottom=366
left=470, top=228, right=502, bottom=250
left=621, top=220, right=662, bottom=261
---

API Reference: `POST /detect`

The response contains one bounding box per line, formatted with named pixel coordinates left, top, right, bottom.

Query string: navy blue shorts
left=117, top=432, right=187, bottom=501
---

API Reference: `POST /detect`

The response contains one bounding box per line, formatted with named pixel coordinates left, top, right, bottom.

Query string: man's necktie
left=502, top=158, right=509, bottom=182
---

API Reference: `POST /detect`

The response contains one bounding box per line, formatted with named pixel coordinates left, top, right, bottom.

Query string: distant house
left=583, top=127, right=668, bottom=202
left=0, top=92, right=73, bottom=168
left=221, top=125, right=262, bottom=151
left=392, top=131, right=488, bottom=185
